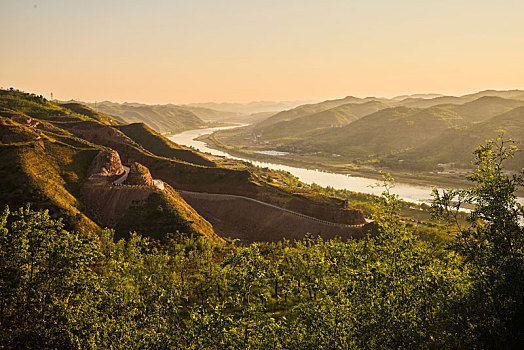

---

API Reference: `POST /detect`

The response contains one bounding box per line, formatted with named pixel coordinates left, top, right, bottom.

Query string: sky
left=1, top=0, right=524, bottom=104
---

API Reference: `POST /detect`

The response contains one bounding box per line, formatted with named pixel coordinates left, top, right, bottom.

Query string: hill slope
left=115, top=123, right=215, bottom=166
left=2, top=89, right=369, bottom=243
left=255, top=96, right=382, bottom=129
left=292, top=106, right=462, bottom=158
left=0, top=89, right=219, bottom=240
left=383, top=106, right=524, bottom=170
left=257, top=100, right=390, bottom=140
left=88, top=101, right=206, bottom=134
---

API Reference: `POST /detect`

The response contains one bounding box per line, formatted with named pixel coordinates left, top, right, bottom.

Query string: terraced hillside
left=0, top=90, right=220, bottom=241
left=1, top=89, right=370, bottom=243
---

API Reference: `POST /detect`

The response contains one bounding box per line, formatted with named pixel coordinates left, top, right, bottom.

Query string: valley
left=0, top=89, right=373, bottom=245
left=2, top=88, right=523, bottom=348
left=202, top=90, right=524, bottom=194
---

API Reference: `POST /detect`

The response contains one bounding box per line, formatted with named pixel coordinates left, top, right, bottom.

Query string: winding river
left=168, top=125, right=445, bottom=205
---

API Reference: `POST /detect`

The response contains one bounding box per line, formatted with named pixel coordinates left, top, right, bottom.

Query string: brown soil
left=181, top=191, right=374, bottom=244
left=81, top=181, right=154, bottom=227
left=64, top=121, right=368, bottom=240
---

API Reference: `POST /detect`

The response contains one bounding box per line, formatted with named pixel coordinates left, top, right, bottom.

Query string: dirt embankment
left=81, top=184, right=154, bottom=227
left=81, top=150, right=156, bottom=227
left=181, top=191, right=374, bottom=244
left=67, top=121, right=366, bottom=227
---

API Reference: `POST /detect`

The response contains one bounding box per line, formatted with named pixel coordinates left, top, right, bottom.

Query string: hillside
left=0, top=89, right=219, bottom=241
left=256, top=100, right=390, bottom=140
left=461, top=89, right=524, bottom=101
left=210, top=90, right=524, bottom=175
left=115, top=123, right=215, bottom=166
left=439, top=96, right=524, bottom=123
left=295, top=99, right=524, bottom=170
left=87, top=101, right=207, bottom=134
left=382, top=106, right=524, bottom=171
left=293, top=106, right=462, bottom=158
left=58, top=102, right=125, bottom=125
left=1, top=88, right=370, bottom=243
left=255, top=95, right=380, bottom=129
left=395, top=95, right=469, bottom=108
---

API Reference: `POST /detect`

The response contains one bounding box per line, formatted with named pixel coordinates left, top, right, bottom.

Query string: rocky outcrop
left=87, top=150, right=124, bottom=177
left=126, top=162, right=154, bottom=186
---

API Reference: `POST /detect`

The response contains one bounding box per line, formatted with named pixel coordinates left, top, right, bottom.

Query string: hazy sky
left=1, top=0, right=523, bottom=104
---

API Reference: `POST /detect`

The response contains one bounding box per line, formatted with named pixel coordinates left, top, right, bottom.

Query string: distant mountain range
left=186, top=100, right=312, bottom=116
left=77, top=100, right=294, bottom=131
left=213, top=90, right=524, bottom=172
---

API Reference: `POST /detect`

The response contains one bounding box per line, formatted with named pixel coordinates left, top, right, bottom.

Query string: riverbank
left=198, top=133, right=473, bottom=191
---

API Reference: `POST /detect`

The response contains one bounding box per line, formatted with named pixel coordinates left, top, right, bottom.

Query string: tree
left=432, top=135, right=524, bottom=347
left=0, top=205, right=101, bottom=348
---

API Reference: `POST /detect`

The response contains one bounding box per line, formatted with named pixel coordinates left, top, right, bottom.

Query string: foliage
left=432, top=135, right=524, bottom=347
left=1, top=135, right=523, bottom=348
left=1, top=194, right=464, bottom=348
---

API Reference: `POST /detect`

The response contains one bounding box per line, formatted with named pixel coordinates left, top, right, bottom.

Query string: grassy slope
left=0, top=98, right=103, bottom=234
left=116, top=123, right=215, bottom=167
left=390, top=106, right=524, bottom=170
left=258, top=101, right=390, bottom=140
left=0, top=90, right=217, bottom=240
left=91, top=101, right=206, bottom=134
left=294, top=106, right=463, bottom=158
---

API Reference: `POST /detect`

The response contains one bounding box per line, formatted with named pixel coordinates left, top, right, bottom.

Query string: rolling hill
left=2, top=88, right=370, bottom=243
left=437, top=96, right=524, bottom=123
left=86, top=101, right=207, bottom=134
left=256, top=100, right=390, bottom=140
left=292, top=106, right=463, bottom=158
left=254, top=95, right=386, bottom=129
left=211, top=89, right=524, bottom=173
left=382, top=106, right=524, bottom=171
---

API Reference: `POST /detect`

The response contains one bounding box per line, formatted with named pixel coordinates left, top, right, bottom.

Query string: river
left=168, top=125, right=444, bottom=205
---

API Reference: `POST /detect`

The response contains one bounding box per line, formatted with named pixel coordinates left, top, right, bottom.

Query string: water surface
left=169, top=126, right=449, bottom=205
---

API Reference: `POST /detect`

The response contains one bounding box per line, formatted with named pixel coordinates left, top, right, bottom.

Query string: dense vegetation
left=1, top=137, right=523, bottom=348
